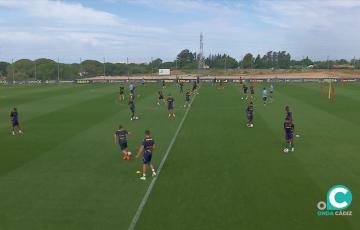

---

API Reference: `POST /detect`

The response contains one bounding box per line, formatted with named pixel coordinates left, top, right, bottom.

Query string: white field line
left=127, top=89, right=199, bottom=230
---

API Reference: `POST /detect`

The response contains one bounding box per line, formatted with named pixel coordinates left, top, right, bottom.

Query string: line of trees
left=1, top=50, right=360, bottom=80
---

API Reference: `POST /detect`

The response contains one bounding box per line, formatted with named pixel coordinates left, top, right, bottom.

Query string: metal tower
left=198, top=32, right=205, bottom=69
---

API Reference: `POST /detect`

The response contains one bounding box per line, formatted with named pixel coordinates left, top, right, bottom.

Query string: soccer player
left=284, top=118, right=295, bottom=152
left=136, top=130, right=156, bottom=180
left=242, top=84, right=248, bottom=100
left=250, top=85, right=255, bottom=100
left=157, top=90, right=165, bottom=105
left=192, top=81, right=198, bottom=94
left=128, top=99, right=137, bottom=120
left=119, top=84, right=125, bottom=101
left=162, top=80, right=166, bottom=89
left=114, top=125, right=131, bottom=160
left=285, top=106, right=293, bottom=122
left=179, top=82, right=184, bottom=93
left=270, top=84, right=274, bottom=100
left=10, top=107, right=23, bottom=135
left=245, top=102, right=254, bottom=128
left=167, top=94, right=175, bottom=117
left=262, top=87, right=267, bottom=106
left=218, top=79, right=224, bottom=89
left=129, top=82, right=135, bottom=95
left=184, top=89, right=191, bottom=107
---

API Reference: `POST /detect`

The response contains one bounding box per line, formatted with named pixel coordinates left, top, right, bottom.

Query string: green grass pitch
left=0, top=82, right=359, bottom=230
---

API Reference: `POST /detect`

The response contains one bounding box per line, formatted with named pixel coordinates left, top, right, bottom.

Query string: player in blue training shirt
left=283, top=117, right=295, bottom=152
left=242, top=84, right=248, bottom=100
left=245, top=102, right=254, bottom=128
left=10, top=107, right=23, bottom=135
left=285, top=106, right=293, bottom=122
left=114, top=125, right=132, bottom=160
left=128, top=99, right=138, bottom=120
left=167, top=94, right=175, bottom=117
left=136, top=130, right=156, bottom=180
left=184, top=89, right=191, bottom=108
left=157, top=90, right=165, bottom=105
left=262, top=87, right=268, bottom=106
left=119, top=84, right=125, bottom=101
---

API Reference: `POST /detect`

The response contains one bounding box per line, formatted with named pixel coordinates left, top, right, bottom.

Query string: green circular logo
left=326, top=185, right=352, bottom=210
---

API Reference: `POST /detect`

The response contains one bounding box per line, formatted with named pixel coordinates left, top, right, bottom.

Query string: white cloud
left=255, top=0, right=360, bottom=30
left=1, top=0, right=360, bottom=62
left=128, top=0, right=235, bottom=15
left=253, top=0, right=360, bottom=59
left=0, top=0, right=170, bottom=62
left=0, top=0, right=121, bottom=26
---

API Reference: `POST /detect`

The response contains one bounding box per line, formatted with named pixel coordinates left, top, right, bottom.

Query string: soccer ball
left=127, top=151, right=132, bottom=156
left=283, top=148, right=289, bottom=153
left=296, top=134, right=300, bottom=138
left=135, top=116, right=139, bottom=120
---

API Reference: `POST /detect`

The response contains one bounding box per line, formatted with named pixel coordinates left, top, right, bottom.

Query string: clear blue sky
left=0, top=0, right=359, bottom=63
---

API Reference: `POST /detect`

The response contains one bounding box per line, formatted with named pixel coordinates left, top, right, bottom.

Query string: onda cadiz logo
left=317, top=185, right=352, bottom=216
